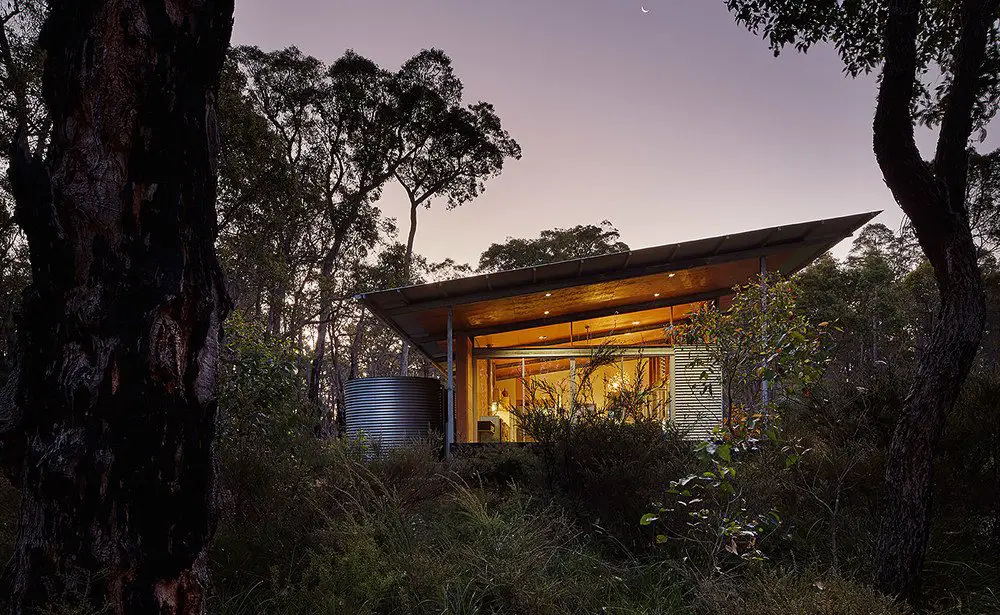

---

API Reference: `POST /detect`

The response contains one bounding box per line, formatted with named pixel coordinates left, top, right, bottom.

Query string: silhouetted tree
left=726, top=0, right=999, bottom=599
left=393, top=48, right=521, bottom=374
left=477, top=220, right=629, bottom=272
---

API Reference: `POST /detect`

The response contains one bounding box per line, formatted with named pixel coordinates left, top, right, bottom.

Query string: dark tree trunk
left=309, top=199, right=363, bottom=426
left=0, top=1, right=233, bottom=613
left=871, top=0, right=994, bottom=600
left=399, top=201, right=419, bottom=375
left=308, top=251, right=336, bottom=407
left=266, top=235, right=293, bottom=336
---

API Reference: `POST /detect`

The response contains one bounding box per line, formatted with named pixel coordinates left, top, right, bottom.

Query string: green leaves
left=725, top=0, right=1000, bottom=135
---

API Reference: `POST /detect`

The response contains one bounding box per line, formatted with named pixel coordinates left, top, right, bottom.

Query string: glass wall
left=472, top=349, right=672, bottom=443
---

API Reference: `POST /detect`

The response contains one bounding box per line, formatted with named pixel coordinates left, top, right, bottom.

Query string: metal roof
left=358, top=211, right=880, bottom=364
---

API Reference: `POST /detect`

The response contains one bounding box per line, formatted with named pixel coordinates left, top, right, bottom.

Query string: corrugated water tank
left=343, top=376, right=445, bottom=448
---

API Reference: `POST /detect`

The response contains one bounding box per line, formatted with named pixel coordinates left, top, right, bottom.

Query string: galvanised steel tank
left=343, top=376, right=445, bottom=448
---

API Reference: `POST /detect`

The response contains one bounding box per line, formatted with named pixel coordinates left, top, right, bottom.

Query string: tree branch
left=933, top=0, right=1000, bottom=210
left=874, top=0, right=949, bottom=259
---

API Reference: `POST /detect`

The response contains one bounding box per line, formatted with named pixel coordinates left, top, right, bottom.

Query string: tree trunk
left=309, top=210, right=359, bottom=435
left=399, top=201, right=419, bottom=376
left=871, top=0, right=993, bottom=600
left=308, top=252, right=336, bottom=407
left=266, top=235, right=293, bottom=336
left=0, top=2, right=233, bottom=613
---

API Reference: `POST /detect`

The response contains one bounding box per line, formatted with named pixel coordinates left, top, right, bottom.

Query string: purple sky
left=231, top=1, right=986, bottom=267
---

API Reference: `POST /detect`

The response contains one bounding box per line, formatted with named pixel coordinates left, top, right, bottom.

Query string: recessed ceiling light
left=544, top=310, right=551, bottom=316
left=539, top=335, right=547, bottom=340
left=632, top=321, right=641, bottom=326
left=545, top=293, right=552, bottom=297
left=654, top=293, right=661, bottom=297
left=668, top=273, right=676, bottom=278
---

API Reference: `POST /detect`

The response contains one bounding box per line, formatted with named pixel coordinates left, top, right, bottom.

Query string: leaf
left=655, top=534, right=668, bottom=544
left=717, top=443, right=732, bottom=462
left=639, top=513, right=658, bottom=526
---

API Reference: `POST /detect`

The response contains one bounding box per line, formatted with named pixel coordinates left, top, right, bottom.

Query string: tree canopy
left=477, top=220, right=629, bottom=272
left=726, top=0, right=1000, bottom=598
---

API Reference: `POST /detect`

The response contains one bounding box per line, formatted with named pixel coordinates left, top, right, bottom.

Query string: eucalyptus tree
left=227, top=46, right=327, bottom=337
left=0, top=0, right=234, bottom=612
left=967, top=147, right=1000, bottom=255
left=725, top=0, right=1000, bottom=598
left=301, top=51, right=398, bottom=410
left=394, top=49, right=522, bottom=374
left=216, top=56, right=297, bottom=323
left=478, top=221, right=630, bottom=272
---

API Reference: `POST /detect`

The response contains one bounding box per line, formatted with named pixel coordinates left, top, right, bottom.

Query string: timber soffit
left=356, top=211, right=881, bottom=361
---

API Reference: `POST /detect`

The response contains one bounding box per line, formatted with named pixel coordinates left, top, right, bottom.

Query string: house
left=357, top=211, right=878, bottom=448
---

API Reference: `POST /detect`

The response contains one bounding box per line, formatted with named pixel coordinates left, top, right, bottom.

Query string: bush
left=696, top=570, right=908, bottom=615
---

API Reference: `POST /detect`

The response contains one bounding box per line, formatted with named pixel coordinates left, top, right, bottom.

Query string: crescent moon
left=641, top=6, right=649, bottom=12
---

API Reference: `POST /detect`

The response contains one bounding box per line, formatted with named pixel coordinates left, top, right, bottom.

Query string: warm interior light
left=544, top=310, right=550, bottom=315
left=668, top=273, right=676, bottom=278
left=632, top=321, right=641, bottom=326
left=654, top=293, right=661, bottom=297
left=539, top=335, right=547, bottom=340
left=544, top=293, right=552, bottom=297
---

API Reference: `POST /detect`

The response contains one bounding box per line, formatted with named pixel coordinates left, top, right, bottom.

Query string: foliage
left=393, top=48, right=522, bottom=282
left=477, top=220, right=629, bottom=272
left=679, top=274, right=830, bottom=431
left=723, top=0, right=1000, bottom=134
left=695, top=570, right=909, bottom=615
left=726, top=0, right=999, bottom=596
left=499, top=347, right=695, bottom=553
left=966, top=147, right=1000, bottom=256
left=211, top=379, right=692, bottom=615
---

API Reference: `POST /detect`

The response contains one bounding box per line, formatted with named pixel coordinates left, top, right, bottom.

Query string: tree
left=966, top=147, right=1000, bottom=256
left=0, top=1, right=233, bottom=612
left=227, top=46, right=328, bottom=338
left=393, top=49, right=521, bottom=374
left=477, top=220, right=629, bottom=272
left=726, top=0, right=998, bottom=599
left=216, top=55, right=297, bottom=325
left=680, top=274, right=829, bottom=432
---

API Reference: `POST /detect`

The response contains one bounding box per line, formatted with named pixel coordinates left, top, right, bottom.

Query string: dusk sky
left=231, top=1, right=994, bottom=267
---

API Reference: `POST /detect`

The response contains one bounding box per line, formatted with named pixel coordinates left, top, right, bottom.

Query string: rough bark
left=0, top=1, right=234, bottom=613
left=871, top=0, right=994, bottom=600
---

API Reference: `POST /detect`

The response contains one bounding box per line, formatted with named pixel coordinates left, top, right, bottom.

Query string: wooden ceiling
left=358, top=211, right=880, bottom=364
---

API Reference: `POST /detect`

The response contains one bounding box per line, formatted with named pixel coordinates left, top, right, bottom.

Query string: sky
left=229, top=0, right=986, bottom=267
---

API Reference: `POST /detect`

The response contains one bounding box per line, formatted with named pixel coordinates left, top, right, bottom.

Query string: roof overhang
left=358, top=211, right=879, bottom=365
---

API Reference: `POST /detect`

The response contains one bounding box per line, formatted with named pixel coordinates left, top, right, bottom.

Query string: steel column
left=446, top=305, right=454, bottom=459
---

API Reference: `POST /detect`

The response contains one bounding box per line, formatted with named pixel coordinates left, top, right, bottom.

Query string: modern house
left=357, top=211, right=878, bottom=447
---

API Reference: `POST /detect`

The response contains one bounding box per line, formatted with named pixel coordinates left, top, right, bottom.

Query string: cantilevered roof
left=358, top=211, right=879, bottom=364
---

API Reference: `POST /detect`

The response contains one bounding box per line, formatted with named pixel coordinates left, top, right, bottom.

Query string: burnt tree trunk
left=0, top=1, right=234, bottom=613
left=871, top=0, right=994, bottom=600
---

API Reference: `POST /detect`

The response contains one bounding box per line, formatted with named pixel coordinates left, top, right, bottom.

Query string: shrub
left=696, top=570, right=909, bottom=615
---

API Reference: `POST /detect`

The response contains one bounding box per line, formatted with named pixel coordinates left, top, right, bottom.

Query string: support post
left=569, top=358, right=577, bottom=413
left=446, top=306, right=454, bottom=459
left=759, top=256, right=770, bottom=409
